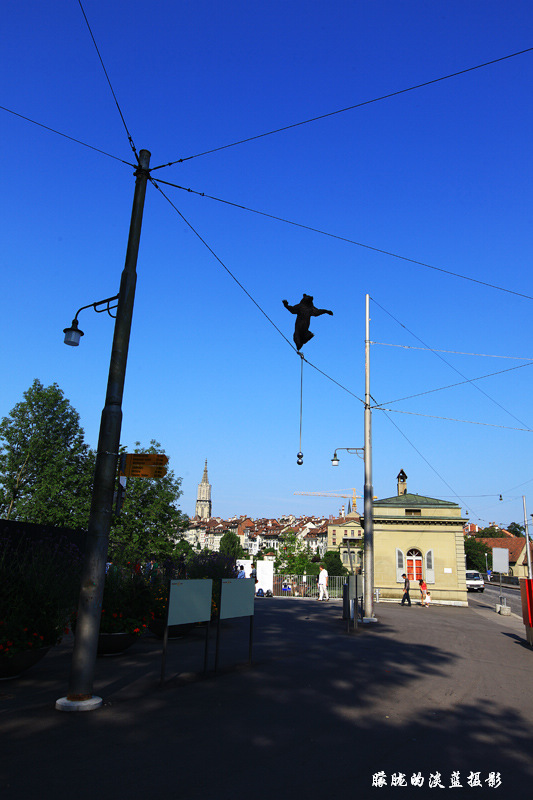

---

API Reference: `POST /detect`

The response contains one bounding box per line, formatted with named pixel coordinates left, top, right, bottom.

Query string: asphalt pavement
left=1, top=596, right=532, bottom=799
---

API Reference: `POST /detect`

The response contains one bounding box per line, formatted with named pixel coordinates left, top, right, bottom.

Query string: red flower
left=112, top=613, right=118, bottom=618
left=133, top=628, right=140, bottom=634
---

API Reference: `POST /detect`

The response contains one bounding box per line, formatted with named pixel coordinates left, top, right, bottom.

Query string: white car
left=465, top=570, right=485, bottom=592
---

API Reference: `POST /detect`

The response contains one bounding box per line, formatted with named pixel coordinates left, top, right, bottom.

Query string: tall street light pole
left=363, top=293, right=376, bottom=620
left=56, top=149, right=151, bottom=711
left=523, top=496, right=533, bottom=579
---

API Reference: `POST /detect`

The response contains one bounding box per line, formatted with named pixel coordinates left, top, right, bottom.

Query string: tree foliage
left=464, top=537, right=492, bottom=571
left=475, top=526, right=507, bottom=539
left=506, top=522, right=525, bottom=537
left=219, top=531, right=245, bottom=560
left=274, top=531, right=318, bottom=573
left=323, top=550, right=348, bottom=576
left=109, top=440, right=188, bottom=564
left=0, top=379, right=94, bottom=528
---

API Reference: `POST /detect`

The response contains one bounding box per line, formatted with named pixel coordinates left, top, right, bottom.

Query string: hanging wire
left=151, top=178, right=533, bottom=302
left=150, top=46, right=533, bottom=169
left=371, top=342, right=533, bottom=360
left=77, top=0, right=139, bottom=161
left=371, top=297, right=532, bottom=430
left=375, top=406, right=533, bottom=433
left=148, top=176, right=365, bottom=405
left=0, top=105, right=134, bottom=165
left=297, top=353, right=304, bottom=465
left=375, top=361, right=533, bottom=407
left=378, top=406, right=482, bottom=518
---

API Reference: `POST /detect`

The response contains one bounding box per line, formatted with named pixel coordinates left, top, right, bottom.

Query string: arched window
left=406, top=548, right=423, bottom=582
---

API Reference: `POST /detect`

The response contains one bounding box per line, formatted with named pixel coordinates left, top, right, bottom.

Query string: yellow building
left=372, top=471, right=468, bottom=606
left=327, top=515, right=364, bottom=571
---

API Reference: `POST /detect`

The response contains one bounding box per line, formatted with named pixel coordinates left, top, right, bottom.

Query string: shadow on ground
left=2, top=599, right=531, bottom=798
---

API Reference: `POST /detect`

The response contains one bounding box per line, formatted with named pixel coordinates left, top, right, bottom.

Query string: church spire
left=195, top=460, right=212, bottom=520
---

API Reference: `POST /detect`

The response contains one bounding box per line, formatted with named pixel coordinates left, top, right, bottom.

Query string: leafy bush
left=98, top=568, right=153, bottom=635
left=0, top=535, right=82, bottom=656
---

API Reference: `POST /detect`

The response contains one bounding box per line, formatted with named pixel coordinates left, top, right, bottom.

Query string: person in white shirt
left=425, top=591, right=431, bottom=608
left=318, top=565, right=329, bottom=601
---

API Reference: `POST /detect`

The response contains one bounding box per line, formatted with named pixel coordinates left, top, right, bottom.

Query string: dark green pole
left=61, top=150, right=151, bottom=706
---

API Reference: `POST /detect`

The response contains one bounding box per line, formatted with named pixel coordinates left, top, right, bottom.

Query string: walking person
left=401, top=573, right=411, bottom=606
left=318, top=564, right=329, bottom=601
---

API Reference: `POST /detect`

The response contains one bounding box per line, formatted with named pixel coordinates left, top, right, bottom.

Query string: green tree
left=323, top=550, right=347, bottom=576
left=109, top=440, right=188, bottom=564
left=219, top=531, right=245, bottom=560
left=275, top=531, right=314, bottom=573
left=464, top=537, right=492, bottom=571
left=506, top=522, right=525, bottom=537
left=476, top=526, right=507, bottom=538
left=173, top=539, right=194, bottom=559
left=0, top=379, right=94, bottom=527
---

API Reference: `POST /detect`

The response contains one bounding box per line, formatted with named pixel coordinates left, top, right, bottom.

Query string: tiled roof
left=476, top=538, right=527, bottom=564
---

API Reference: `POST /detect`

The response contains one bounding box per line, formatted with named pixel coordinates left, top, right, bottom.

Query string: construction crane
left=294, top=489, right=362, bottom=512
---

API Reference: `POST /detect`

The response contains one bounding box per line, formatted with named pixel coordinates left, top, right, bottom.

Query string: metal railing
left=273, top=574, right=347, bottom=599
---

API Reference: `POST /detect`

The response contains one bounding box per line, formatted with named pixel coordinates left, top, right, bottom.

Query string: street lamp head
left=63, top=318, right=84, bottom=346
left=331, top=451, right=339, bottom=467
left=297, top=451, right=304, bottom=466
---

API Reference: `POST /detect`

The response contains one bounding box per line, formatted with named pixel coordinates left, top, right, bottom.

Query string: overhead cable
left=376, top=407, right=533, bottom=432
left=376, top=361, right=533, bottom=406
left=77, top=0, right=138, bottom=160
left=371, top=297, right=532, bottom=429
left=151, top=46, right=533, bottom=169
left=378, top=407, right=480, bottom=516
left=152, top=178, right=533, bottom=302
left=0, top=105, right=134, bottom=165
left=148, top=177, right=364, bottom=404
left=371, top=342, right=533, bottom=360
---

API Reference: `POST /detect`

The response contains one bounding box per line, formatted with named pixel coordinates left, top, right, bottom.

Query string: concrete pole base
left=55, top=696, right=103, bottom=712
left=363, top=616, right=378, bottom=623
left=525, top=626, right=533, bottom=647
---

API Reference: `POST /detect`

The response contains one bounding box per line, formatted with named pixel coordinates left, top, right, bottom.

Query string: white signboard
left=220, top=579, right=255, bottom=620
left=493, top=548, right=509, bottom=574
left=168, top=579, right=213, bottom=626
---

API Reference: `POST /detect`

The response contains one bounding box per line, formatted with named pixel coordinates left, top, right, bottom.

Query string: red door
left=407, top=556, right=422, bottom=582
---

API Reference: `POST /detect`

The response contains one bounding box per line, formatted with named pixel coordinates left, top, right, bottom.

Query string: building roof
left=373, top=492, right=459, bottom=508
left=476, top=537, right=530, bottom=565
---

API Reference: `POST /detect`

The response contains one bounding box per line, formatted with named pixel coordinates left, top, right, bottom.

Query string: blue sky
left=2, top=1, right=533, bottom=527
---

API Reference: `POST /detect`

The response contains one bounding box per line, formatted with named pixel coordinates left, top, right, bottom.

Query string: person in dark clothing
left=401, top=573, right=411, bottom=606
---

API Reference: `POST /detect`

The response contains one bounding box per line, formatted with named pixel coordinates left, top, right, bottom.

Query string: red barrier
left=520, top=578, right=533, bottom=627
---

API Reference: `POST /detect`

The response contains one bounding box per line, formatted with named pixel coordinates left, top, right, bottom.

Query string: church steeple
left=195, top=459, right=212, bottom=520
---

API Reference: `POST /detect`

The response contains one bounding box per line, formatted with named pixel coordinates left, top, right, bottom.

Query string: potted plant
left=0, top=534, right=82, bottom=679
left=95, top=567, right=153, bottom=655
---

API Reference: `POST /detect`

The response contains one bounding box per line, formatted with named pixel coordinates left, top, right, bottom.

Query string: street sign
left=121, top=453, right=168, bottom=478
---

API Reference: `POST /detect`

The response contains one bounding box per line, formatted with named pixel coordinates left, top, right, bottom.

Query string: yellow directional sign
left=121, top=453, right=168, bottom=478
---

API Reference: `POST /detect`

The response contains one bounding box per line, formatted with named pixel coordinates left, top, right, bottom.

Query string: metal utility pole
left=523, top=496, right=533, bottom=579
left=57, top=150, right=151, bottom=711
left=363, top=293, right=375, bottom=620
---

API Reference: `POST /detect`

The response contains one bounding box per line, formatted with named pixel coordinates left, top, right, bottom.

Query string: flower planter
left=97, top=632, right=137, bottom=656
left=148, top=618, right=195, bottom=640
left=0, top=647, right=50, bottom=680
